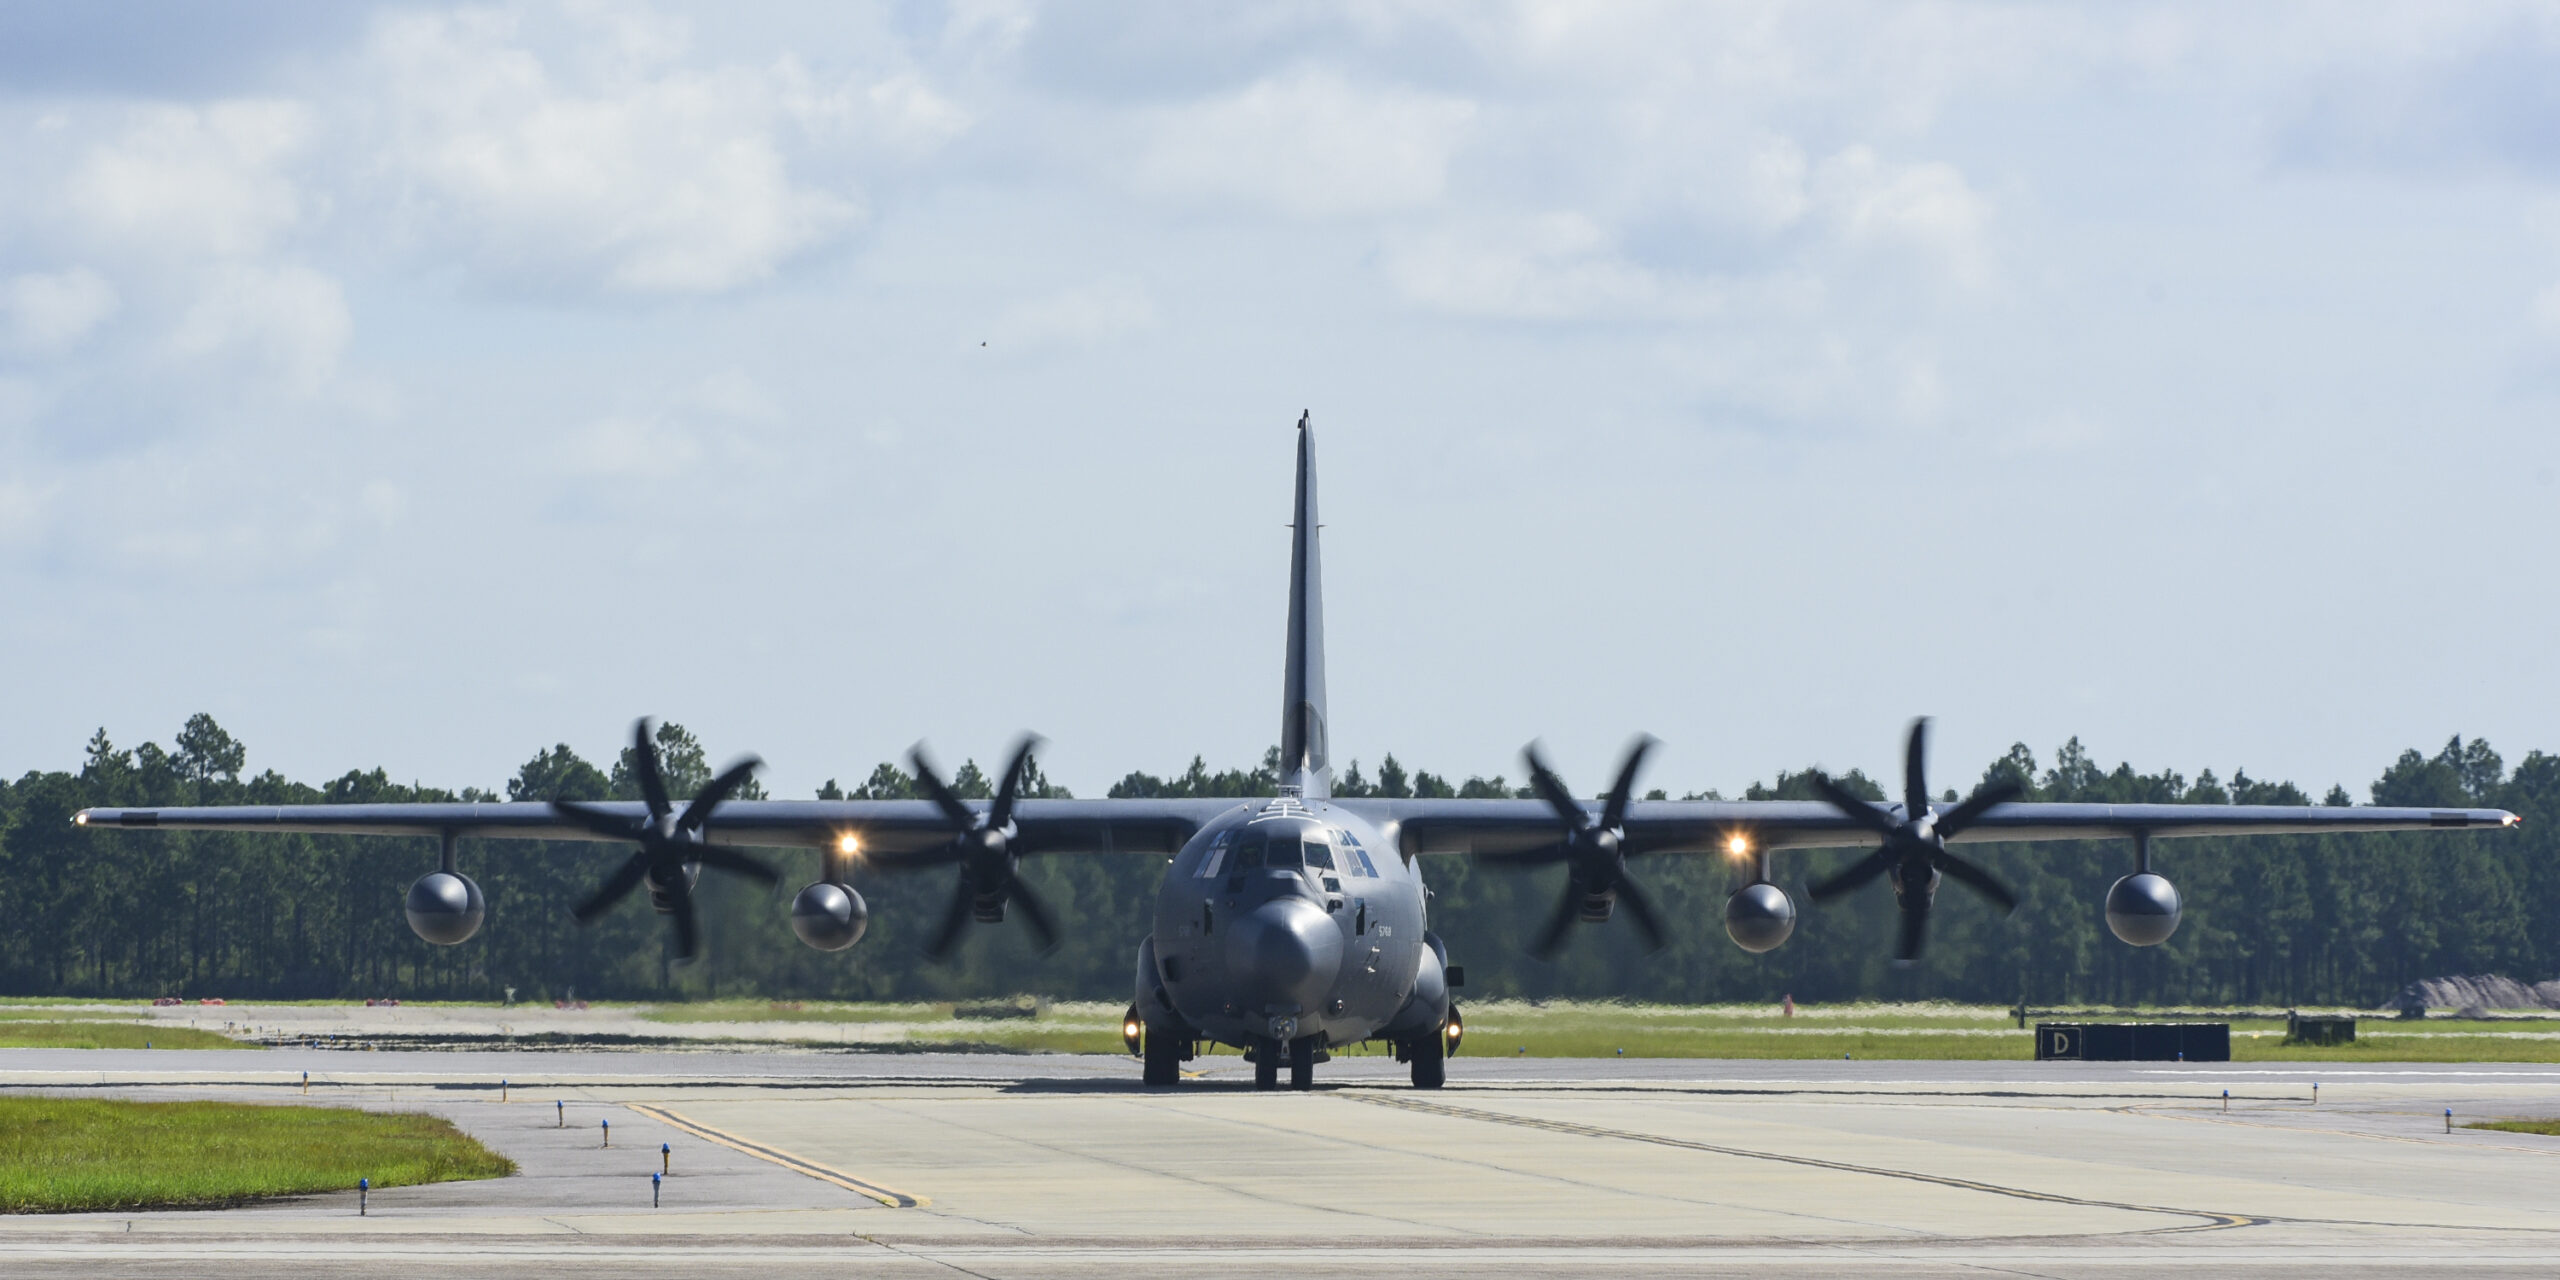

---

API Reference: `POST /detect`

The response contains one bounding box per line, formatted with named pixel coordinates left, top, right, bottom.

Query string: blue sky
left=1, top=1, right=2553, bottom=799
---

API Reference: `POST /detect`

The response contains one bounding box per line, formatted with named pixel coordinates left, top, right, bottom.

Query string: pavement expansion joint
left=1337, top=1090, right=2263, bottom=1237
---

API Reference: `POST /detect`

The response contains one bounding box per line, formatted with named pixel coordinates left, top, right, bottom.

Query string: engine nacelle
left=405, top=871, right=485, bottom=945
left=789, top=881, right=868, bottom=951
left=2105, top=872, right=2181, bottom=946
left=1724, top=882, right=1797, bottom=953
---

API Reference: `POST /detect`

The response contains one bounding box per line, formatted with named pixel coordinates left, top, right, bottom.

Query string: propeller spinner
left=868, top=736, right=1058, bottom=960
left=1480, top=736, right=1667, bottom=959
left=554, top=719, right=779, bottom=961
left=1805, top=718, right=2022, bottom=966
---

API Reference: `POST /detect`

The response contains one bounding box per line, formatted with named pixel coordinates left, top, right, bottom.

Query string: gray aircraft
left=73, top=415, right=2521, bottom=1090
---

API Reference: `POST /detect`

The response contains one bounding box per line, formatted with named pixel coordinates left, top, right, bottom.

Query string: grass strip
left=2464, top=1118, right=2560, bottom=1137
left=0, top=1098, right=512, bottom=1212
left=0, top=1022, right=252, bottom=1050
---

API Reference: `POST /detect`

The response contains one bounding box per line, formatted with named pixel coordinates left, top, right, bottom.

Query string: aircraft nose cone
left=1225, top=898, right=1343, bottom=1014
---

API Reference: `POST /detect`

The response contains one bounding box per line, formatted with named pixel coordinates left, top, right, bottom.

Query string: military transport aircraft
left=72, top=415, right=2520, bottom=1091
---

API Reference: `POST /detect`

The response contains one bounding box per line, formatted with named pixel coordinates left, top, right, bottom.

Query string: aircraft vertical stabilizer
left=1280, top=412, right=1330, bottom=797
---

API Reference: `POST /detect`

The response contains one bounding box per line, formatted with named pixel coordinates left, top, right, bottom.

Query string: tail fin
left=1280, top=411, right=1329, bottom=797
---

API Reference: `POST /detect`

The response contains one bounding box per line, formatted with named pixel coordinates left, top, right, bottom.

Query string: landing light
left=836, top=833, right=860, bottom=856
left=73, top=812, right=87, bottom=826
left=1726, top=834, right=1750, bottom=858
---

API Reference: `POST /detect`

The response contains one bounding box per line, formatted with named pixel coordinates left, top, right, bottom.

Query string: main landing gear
left=1406, top=1020, right=1445, bottom=1089
left=1143, top=1027, right=1184, bottom=1086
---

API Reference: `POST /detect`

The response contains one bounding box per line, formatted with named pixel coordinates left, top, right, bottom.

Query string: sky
left=0, top=1, right=2554, bottom=802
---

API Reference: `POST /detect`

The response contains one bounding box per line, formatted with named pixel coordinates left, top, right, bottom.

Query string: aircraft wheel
left=1143, top=1030, right=1182, bottom=1086
left=1252, top=1041, right=1279, bottom=1091
left=1408, top=1021, right=1446, bottom=1090
left=1289, top=1036, right=1316, bottom=1091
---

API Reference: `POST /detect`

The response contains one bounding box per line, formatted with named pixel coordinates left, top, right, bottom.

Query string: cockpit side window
left=1192, top=829, right=1233, bottom=877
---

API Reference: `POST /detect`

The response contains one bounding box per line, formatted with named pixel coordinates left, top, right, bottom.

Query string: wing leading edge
left=71, top=797, right=1243, bottom=857
left=1365, top=798, right=2519, bottom=859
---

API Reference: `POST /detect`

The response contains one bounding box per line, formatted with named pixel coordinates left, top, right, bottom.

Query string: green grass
left=2465, top=1119, right=2560, bottom=1137
left=624, top=998, right=2560, bottom=1062
left=0, top=1022, right=253, bottom=1050
left=0, top=1098, right=512, bottom=1212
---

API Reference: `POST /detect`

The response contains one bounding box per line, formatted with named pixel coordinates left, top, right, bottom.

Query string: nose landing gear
left=1249, top=1035, right=1323, bottom=1091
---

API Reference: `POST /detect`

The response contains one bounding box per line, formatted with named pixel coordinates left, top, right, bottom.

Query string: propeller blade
left=551, top=799, right=640, bottom=842
left=1933, top=779, right=2024, bottom=839
left=1807, top=772, right=1902, bottom=839
left=691, top=843, right=780, bottom=885
left=1477, top=842, right=1571, bottom=868
left=908, top=747, right=978, bottom=831
left=1599, top=735, right=1657, bottom=832
left=572, top=850, right=652, bottom=923
left=1903, top=718, right=1931, bottom=819
left=1615, top=874, right=1666, bottom=952
left=988, top=735, right=1043, bottom=830
left=924, top=878, right=976, bottom=960
left=678, top=756, right=763, bottom=833
left=1894, top=901, right=1929, bottom=965
left=667, top=876, right=701, bottom=961
left=1807, top=845, right=1899, bottom=902
left=1521, top=743, right=1587, bottom=831
left=1529, top=884, right=1580, bottom=960
left=1932, top=849, right=2019, bottom=914
left=1009, top=878, right=1061, bottom=954
left=630, top=719, right=672, bottom=819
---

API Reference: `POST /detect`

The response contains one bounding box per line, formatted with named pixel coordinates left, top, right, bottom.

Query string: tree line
left=0, top=715, right=2547, bottom=1007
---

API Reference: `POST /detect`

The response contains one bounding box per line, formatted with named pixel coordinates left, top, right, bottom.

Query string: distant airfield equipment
left=67, top=414, right=2525, bottom=1090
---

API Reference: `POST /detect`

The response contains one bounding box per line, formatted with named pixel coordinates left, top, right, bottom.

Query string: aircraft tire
left=1408, top=1023, right=1446, bottom=1090
left=1143, top=1030, right=1182, bottom=1086
left=1289, top=1036, right=1315, bottom=1091
left=1253, top=1047, right=1279, bottom=1091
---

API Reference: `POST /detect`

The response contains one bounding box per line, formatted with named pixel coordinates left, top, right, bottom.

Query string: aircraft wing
left=71, top=797, right=1244, bottom=857
left=1363, top=798, right=2521, bottom=858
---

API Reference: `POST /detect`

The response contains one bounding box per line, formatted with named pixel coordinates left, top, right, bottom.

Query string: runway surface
left=5, top=1048, right=2558, bottom=1277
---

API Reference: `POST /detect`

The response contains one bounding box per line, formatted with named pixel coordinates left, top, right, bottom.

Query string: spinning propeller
left=555, top=719, right=778, bottom=961
left=1805, top=719, right=2021, bottom=966
left=1480, top=736, right=1665, bottom=959
left=869, top=736, right=1057, bottom=960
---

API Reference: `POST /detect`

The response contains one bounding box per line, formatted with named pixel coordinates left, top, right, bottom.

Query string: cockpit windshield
left=1200, top=824, right=1341, bottom=880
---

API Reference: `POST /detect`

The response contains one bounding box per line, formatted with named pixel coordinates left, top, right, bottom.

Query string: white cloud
left=1, top=268, right=120, bottom=355
left=1807, top=145, right=1992, bottom=283
left=368, top=8, right=862, bottom=294
left=62, top=102, right=313, bottom=261
left=559, top=415, right=699, bottom=480
left=167, top=264, right=351, bottom=396
left=1383, top=214, right=1684, bottom=321
left=991, top=278, right=1156, bottom=349
left=1138, top=67, right=1475, bottom=218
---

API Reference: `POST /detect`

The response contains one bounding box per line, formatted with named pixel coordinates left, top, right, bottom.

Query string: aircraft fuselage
left=1140, top=794, right=1448, bottom=1058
